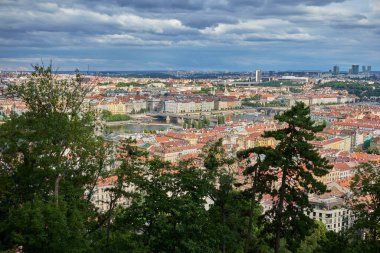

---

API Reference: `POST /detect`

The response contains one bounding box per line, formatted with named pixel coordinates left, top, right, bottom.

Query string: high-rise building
left=333, top=65, right=339, bottom=75
left=255, top=69, right=262, bottom=83
left=352, top=65, right=359, bottom=75
left=362, top=66, right=366, bottom=73
left=367, top=65, right=372, bottom=73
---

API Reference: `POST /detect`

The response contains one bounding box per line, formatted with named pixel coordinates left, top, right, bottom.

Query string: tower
left=255, top=69, right=262, bottom=83
left=333, top=65, right=339, bottom=75
left=224, top=80, right=229, bottom=96
left=352, top=65, right=359, bottom=75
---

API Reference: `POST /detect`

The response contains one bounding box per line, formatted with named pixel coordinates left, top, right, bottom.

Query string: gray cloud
left=0, top=0, right=379, bottom=70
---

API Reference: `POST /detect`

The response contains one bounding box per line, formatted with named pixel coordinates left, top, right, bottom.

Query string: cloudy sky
left=0, top=0, right=379, bottom=71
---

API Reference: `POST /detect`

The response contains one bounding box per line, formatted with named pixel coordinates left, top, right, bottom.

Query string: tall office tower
left=333, top=65, right=340, bottom=75
left=367, top=66, right=372, bottom=73
left=362, top=66, right=366, bottom=72
left=255, top=69, right=262, bottom=83
left=352, top=65, right=359, bottom=74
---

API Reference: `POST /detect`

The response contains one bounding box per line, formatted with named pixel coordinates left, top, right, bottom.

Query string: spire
left=224, top=80, right=229, bottom=96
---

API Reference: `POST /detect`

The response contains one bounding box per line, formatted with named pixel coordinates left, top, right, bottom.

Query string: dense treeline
left=315, top=81, right=380, bottom=98
left=254, top=81, right=303, bottom=87
left=102, top=110, right=132, bottom=122
left=0, top=67, right=379, bottom=252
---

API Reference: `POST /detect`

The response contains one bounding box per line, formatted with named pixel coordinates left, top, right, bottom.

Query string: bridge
left=147, top=107, right=289, bottom=124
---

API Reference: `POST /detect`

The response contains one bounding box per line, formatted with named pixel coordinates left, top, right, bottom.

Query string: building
left=352, top=65, right=359, bottom=75
left=255, top=69, right=262, bottom=83
left=367, top=65, right=372, bottom=73
left=125, top=99, right=147, bottom=113
left=90, top=176, right=134, bottom=212
left=307, top=182, right=355, bottom=233
left=333, top=65, right=340, bottom=75
left=311, top=136, right=351, bottom=152
left=163, top=100, right=178, bottom=113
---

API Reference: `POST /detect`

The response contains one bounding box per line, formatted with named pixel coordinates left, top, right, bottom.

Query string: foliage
left=289, top=87, right=303, bottom=93
left=240, top=102, right=332, bottom=253
left=237, top=146, right=278, bottom=253
left=242, top=99, right=286, bottom=108
left=350, top=162, right=380, bottom=245
left=102, top=110, right=132, bottom=122
left=296, top=221, right=327, bottom=253
left=143, top=129, right=157, bottom=134
left=217, top=115, right=225, bottom=125
left=0, top=65, right=109, bottom=252
left=110, top=158, right=219, bottom=253
left=192, top=88, right=212, bottom=94
left=254, top=81, right=303, bottom=87
left=366, top=146, right=380, bottom=155
left=116, top=82, right=145, bottom=87
left=315, top=81, right=380, bottom=98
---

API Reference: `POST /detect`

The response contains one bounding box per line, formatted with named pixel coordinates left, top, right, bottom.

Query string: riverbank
left=105, top=120, right=171, bottom=127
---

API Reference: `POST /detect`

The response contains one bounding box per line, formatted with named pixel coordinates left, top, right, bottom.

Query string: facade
left=152, top=144, right=203, bottom=163
left=312, top=136, right=352, bottom=152
left=255, top=69, right=262, bottom=83
left=333, top=65, right=339, bottom=75
left=163, top=100, right=178, bottom=113
left=90, top=176, right=134, bottom=213
left=147, top=98, right=162, bottom=112
left=352, top=65, right=359, bottom=75
left=307, top=194, right=355, bottom=233
left=125, top=99, right=147, bottom=113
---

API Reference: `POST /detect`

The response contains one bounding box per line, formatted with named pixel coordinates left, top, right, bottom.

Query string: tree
left=350, top=162, right=380, bottom=250
left=253, top=102, right=332, bottom=253
left=218, top=115, right=225, bottom=125
left=202, top=139, right=236, bottom=253
left=366, top=146, right=380, bottom=155
left=105, top=149, right=219, bottom=253
left=237, top=146, right=279, bottom=253
left=296, top=221, right=327, bottom=253
left=0, top=65, right=109, bottom=251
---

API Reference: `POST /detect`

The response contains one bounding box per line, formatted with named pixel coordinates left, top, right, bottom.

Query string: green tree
left=0, top=65, right=109, bottom=251
left=296, top=221, right=327, bottom=253
left=237, top=146, right=279, bottom=253
left=366, top=146, right=380, bottom=155
left=350, top=162, right=380, bottom=250
left=202, top=139, right=236, bottom=253
left=218, top=115, right=225, bottom=125
left=255, top=102, right=332, bottom=253
left=105, top=147, right=218, bottom=253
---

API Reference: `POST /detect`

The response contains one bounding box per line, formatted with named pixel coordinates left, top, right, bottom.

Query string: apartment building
left=90, top=176, right=134, bottom=213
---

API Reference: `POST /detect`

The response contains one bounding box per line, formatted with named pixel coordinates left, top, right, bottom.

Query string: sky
left=0, top=0, right=379, bottom=71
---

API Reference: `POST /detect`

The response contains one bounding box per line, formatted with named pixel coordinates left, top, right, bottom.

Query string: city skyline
left=0, top=0, right=379, bottom=71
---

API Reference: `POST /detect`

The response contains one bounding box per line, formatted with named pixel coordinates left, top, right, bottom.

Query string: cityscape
left=1, top=1, right=380, bottom=253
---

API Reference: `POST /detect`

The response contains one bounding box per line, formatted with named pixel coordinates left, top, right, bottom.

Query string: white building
left=307, top=183, right=355, bottom=233
left=255, top=69, right=262, bottom=83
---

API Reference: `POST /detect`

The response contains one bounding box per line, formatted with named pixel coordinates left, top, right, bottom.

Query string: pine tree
left=253, top=102, right=332, bottom=253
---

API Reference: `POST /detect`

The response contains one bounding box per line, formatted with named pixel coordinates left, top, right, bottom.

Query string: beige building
left=312, top=136, right=351, bottom=152
left=125, top=99, right=147, bottom=113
